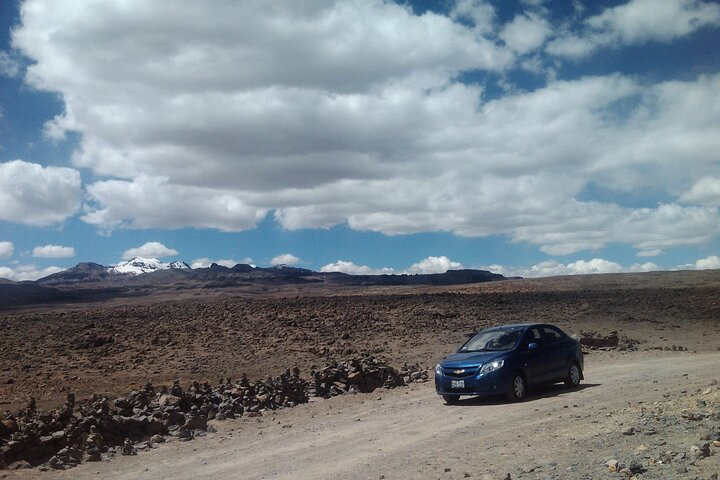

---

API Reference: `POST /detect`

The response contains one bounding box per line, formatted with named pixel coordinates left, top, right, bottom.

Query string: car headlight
left=434, top=363, right=442, bottom=375
left=480, top=359, right=504, bottom=374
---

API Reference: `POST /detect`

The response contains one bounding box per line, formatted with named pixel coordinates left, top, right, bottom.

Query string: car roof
left=483, top=323, right=555, bottom=330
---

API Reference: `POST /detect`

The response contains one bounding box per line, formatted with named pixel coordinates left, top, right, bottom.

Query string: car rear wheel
left=442, top=395, right=460, bottom=404
left=565, top=362, right=582, bottom=387
left=506, top=373, right=526, bottom=402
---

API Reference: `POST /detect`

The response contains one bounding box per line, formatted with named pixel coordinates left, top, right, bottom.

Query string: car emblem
left=453, top=369, right=465, bottom=374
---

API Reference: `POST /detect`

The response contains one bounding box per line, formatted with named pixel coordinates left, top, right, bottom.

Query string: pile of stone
left=580, top=331, right=642, bottom=351
left=308, top=356, right=428, bottom=397
left=580, top=331, right=620, bottom=349
left=0, top=355, right=427, bottom=470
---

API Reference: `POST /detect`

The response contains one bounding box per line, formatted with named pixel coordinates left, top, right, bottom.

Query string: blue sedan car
left=435, top=323, right=584, bottom=403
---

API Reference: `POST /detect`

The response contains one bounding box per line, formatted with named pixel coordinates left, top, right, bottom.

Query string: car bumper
left=435, top=370, right=507, bottom=396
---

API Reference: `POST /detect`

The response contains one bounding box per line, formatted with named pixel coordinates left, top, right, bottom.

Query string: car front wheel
left=565, top=362, right=582, bottom=387
left=506, top=373, right=526, bottom=402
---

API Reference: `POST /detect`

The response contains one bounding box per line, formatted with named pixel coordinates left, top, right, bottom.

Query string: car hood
left=440, top=351, right=505, bottom=368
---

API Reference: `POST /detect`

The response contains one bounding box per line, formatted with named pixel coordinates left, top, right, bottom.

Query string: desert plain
left=1, top=269, right=720, bottom=479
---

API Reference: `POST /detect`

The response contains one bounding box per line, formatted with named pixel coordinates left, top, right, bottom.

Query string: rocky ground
left=0, top=270, right=719, bottom=478
left=2, top=270, right=718, bottom=412
left=3, top=351, right=718, bottom=480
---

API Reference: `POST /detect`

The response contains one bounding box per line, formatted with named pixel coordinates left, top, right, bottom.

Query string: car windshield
left=459, top=328, right=524, bottom=352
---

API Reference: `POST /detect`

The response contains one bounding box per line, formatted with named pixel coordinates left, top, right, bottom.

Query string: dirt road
left=12, top=351, right=720, bottom=480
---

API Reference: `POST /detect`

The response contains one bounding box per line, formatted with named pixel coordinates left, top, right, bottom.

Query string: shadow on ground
left=446, top=383, right=601, bottom=406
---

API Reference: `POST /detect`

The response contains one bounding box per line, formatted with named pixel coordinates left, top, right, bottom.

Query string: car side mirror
left=527, top=342, right=538, bottom=350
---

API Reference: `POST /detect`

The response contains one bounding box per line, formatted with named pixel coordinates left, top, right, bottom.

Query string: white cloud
left=321, top=255, right=463, bottom=275
left=450, top=0, right=497, bottom=36
left=70, top=73, right=720, bottom=254
left=548, top=0, right=720, bottom=58
left=122, top=241, right=178, bottom=260
left=320, top=260, right=394, bottom=276
left=500, top=13, right=551, bottom=54
left=480, top=264, right=510, bottom=276
left=408, top=256, right=463, bottom=274
left=9, top=1, right=720, bottom=257
left=270, top=253, right=300, bottom=266
left=485, top=258, right=668, bottom=278
left=629, top=262, right=660, bottom=272
left=0, top=264, right=65, bottom=281
left=680, top=176, right=720, bottom=207
left=0, top=51, right=20, bottom=77
left=0, top=242, right=13, bottom=259
left=82, top=176, right=267, bottom=231
left=536, top=259, right=624, bottom=276
left=695, top=255, right=720, bottom=270
left=32, top=244, right=75, bottom=258
left=637, top=249, right=662, bottom=257
left=0, top=160, right=82, bottom=226
left=190, top=258, right=250, bottom=269
left=489, top=258, right=649, bottom=278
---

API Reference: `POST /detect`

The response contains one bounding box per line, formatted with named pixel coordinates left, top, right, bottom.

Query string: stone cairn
left=0, top=355, right=427, bottom=470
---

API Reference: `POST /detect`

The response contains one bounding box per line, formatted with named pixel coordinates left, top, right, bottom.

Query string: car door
left=541, top=326, right=569, bottom=380
left=520, top=327, right=552, bottom=385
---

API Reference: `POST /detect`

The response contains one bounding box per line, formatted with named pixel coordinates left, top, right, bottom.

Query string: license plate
left=451, top=380, right=464, bottom=389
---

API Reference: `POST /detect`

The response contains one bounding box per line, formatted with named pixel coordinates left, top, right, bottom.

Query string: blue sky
left=1, top=0, right=719, bottom=280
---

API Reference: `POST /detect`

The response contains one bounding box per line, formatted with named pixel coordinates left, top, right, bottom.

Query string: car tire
left=506, top=372, right=526, bottom=402
left=564, top=362, right=582, bottom=387
left=443, top=395, right=460, bottom=404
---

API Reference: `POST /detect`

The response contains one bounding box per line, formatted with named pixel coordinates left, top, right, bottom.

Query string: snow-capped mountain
left=168, top=261, right=191, bottom=270
left=109, top=257, right=190, bottom=275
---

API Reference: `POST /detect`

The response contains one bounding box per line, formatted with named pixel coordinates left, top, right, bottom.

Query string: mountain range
left=0, top=257, right=510, bottom=308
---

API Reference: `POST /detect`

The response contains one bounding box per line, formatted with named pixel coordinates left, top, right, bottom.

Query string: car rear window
left=542, top=326, right=564, bottom=342
left=528, top=328, right=544, bottom=345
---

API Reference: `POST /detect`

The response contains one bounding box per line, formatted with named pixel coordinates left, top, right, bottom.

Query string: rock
left=627, top=458, right=643, bottom=474
left=580, top=334, right=619, bottom=348
left=0, top=420, right=17, bottom=434
left=5, top=460, right=31, bottom=470
left=83, top=451, right=101, bottom=462
left=622, top=426, right=636, bottom=435
left=158, top=394, right=182, bottom=407
left=48, top=446, right=82, bottom=470
left=120, top=439, right=137, bottom=456
left=177, top=425, right=194, bottom=441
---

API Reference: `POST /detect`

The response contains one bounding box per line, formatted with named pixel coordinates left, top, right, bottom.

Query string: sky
left=1, top=0, right=719, bottom=281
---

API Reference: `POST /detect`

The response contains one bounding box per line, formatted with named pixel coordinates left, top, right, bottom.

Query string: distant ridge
left=323, top=269, right=506, bottom=286
left=38, top=262, right=109, bottom=284
left=0, top=259, right=511, bottom=308
left=27, top=259, right=510, bottom=287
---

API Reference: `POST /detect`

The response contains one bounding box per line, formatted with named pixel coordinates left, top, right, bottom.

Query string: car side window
left=528, top=328, right=544, bottom=346
left=542, top=326, right=564, bottom=343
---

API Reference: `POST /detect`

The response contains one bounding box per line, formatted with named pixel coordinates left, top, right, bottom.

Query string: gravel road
left=12, top=350, right=719, bottom=480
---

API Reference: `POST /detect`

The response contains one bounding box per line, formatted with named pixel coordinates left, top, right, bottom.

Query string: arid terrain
left=1, top=269, right=720, bottom=478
